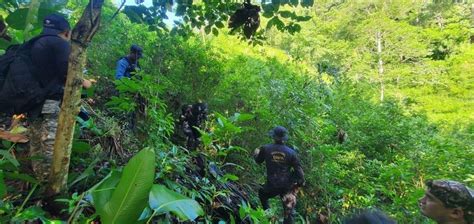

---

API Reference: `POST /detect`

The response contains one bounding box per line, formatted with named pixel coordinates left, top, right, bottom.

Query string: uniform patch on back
left=271, top=151, right=286, bottom=163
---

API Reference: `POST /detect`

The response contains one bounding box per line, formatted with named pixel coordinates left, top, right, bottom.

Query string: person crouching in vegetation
left=114, top=44, right=145, bottom=129
left=254, top=126, right=305, bottom=224
left=115, top=44, right=142, bottom=80
left=28, top=14, right=92, bottom=181
left=419, top=180, right=474, bottom=224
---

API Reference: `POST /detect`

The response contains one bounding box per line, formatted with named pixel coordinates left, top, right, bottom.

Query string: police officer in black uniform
left=254, top=126, right=305, bottom=224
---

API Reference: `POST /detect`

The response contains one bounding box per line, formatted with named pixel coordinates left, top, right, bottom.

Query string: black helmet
left=270, top=126, right=288, bottom=141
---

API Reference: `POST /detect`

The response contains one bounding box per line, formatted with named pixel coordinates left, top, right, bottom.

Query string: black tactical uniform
left=255, top=126, right=304, bottom=224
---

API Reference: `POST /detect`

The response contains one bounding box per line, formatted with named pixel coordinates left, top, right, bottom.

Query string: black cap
left=130, top=44, right=143, bottom=58
left=42, top=14, right=70, bottom=35
left=270, top=126, right=289, bottom=141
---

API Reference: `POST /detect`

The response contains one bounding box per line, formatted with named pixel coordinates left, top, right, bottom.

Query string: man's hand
left=82, top=78, right=97, bottom=89
left=297, top=179, right=306, bottom=187
left=86, top=98, right=95, bottom=104
left=253, top=148, right=260, bottom=159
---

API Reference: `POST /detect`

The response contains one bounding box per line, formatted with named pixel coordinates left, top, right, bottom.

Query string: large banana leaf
left=87, top=169, right=122, bottom=216
left=100, top=148, right=155, bottom=224
left=149, top=184, right=204, bottom=221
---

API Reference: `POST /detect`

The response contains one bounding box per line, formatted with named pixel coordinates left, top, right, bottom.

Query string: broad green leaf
left=295, top=15, right=311, bottom=22
left=12, top=206, right=46, bottom=222
left=217, top=117, right=224, bottom=127
left=205, top=26, right=211, bottom=34
left=0, top=44, right=6, bottom=51
left=273, top=17, right=285, bottom=30
left=101, top=148, right=155, bottom=224
left=149, top=184, right=204, bottom=221
left=5, top=8, right=57, bottom=30
left=215, top=21, right=224, bottom=28
left=230, top=113, right=254, bottom=122
left=10, top=125, right=27, bottom=134
left=262, top=3, right=278, bottom=15
left=212, top=27, right=219, bottom=36
left=88, top=170, right=122, bottom=214
left=288, top=23, right=301, bottom=34
left=5, top=8, right=30, bottom=30
left=138, top=206, right=153, bottom=221
left=222, top=174, right=239, bottom=181
left=279, top=10, right=293, bottom=18
left=0, top=150, right=19, bottom=167
left=197, top=129, right=212, bottom=146
left=262, top=10, right=274, bottom=18
left=41, top=219, right=65, bottom=224
left=266, top=17, right=277, bottom=29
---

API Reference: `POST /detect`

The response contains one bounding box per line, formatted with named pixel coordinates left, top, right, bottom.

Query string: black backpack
left=0, top=35, right=57, bottom=116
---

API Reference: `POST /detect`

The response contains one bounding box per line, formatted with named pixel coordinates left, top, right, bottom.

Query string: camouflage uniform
left=29, top=100, right=60, bottom=182
left=427, top=180, right=474, bottom=223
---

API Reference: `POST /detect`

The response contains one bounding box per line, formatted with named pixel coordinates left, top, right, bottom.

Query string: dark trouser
left=258, top=184, right=296, bottom=224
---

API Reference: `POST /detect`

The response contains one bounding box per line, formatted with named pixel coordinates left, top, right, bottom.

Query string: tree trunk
left=47, top=0, right=104, bottom=195
left=376, top=30, right=384, bottom=102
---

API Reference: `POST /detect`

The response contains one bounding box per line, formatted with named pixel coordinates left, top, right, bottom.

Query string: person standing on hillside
left=254, top=126, right=305, bottom=224
left=419, top=179, right=473, bottom=224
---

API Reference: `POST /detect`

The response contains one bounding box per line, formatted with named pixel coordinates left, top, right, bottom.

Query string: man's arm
left=254, top=146, right=265, bottom=164
left=115, top=59, right=128, bottom=80
left=292, top=154, right=305, bottom=186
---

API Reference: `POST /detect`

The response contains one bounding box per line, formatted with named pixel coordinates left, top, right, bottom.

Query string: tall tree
left=48, top=0, right=104, bottom=195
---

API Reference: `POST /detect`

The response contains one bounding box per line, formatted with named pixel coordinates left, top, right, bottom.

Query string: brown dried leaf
left=0, top=130, right=29, bottom=143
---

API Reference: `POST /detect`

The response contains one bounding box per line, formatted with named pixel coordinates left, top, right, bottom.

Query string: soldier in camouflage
left=419, top=179, right=474, bottom=224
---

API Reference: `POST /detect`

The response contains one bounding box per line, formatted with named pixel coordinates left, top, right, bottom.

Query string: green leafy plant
left=238, top=201, right=269, bottom=224
left=146, top=184, right=204, bottom=222
left=89, top=147, right=155, bottom=224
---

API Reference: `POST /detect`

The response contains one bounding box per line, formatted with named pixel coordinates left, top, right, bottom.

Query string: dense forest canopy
left=0, top=0, right=472, bottom=223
